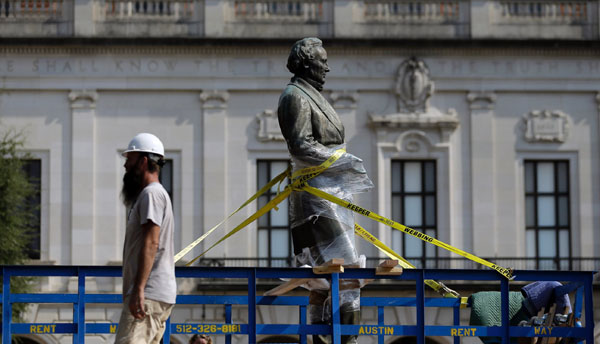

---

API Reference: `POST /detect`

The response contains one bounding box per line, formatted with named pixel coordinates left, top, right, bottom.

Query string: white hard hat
left=122, top=133, right=165, bottom=157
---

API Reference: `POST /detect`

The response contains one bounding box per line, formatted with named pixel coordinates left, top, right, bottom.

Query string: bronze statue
left=278, top=37, right=373, bottom=344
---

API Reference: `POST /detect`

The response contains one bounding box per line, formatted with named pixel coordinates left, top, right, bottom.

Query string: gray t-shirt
left=122, top=182, right=176, bottom=304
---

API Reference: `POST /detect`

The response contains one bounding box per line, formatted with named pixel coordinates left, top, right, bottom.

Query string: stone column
left=69, top=90, right=98, bottom=264
left=593, top=93, right=600, bottom=256
left=467, top=92, right=497, bottom=257
left=199, top=91, right=229, bottom=258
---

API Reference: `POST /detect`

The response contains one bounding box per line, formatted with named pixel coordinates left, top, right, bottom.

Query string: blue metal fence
left=0, top=266, right=595, bottom=344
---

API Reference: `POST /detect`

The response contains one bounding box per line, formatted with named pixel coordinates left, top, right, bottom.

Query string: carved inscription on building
left=1, top=56, right=600, bottom=79
left=523, top=110, right=570, bottom=143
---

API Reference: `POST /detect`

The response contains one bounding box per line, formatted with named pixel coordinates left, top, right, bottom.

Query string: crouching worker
left=115, top=133, right=176, bottom=344
left=278, top=37, right=374, bottom=344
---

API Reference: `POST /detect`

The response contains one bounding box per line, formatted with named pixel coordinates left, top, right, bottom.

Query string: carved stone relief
left=523, top=110, right=570, bottom=143
left=256, top=109, right=284, bottom=142
left=395, top=57, right=433, bottom=114
left=370, top=57, right=459, bottom=147
left=395, top=130, right=433, bottom=153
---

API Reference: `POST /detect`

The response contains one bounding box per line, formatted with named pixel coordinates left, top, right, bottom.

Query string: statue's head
left=287, top=37, right=330, bottom=91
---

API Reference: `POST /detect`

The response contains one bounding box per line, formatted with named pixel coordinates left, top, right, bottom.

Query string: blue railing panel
left=341, top=325, right=419, bottom=336
left=172, top=323, right=248, bottom=335
left=85, top=323, right=118, bottom=334
left=3, top=273, right=11, bottom=344
left=257, top=324, right=330, bottom=335
left=425, top=325, right=503, bottom=337
left=10, top=293, right=78, bottom=303
left=299, top=305, right=307, bottom=344
left=331, top=273, right=341, bottom=344
left=509, top=327, right=588, bottom=337
left=12, top=323, right=76, bottom=334
left=176, top=295, right=248, bottom=305
left=84, top=294, right=121, bottom=303
left=0, top=265, right=595, bottom=344
left=225, top=304, right=233, bottom=344
left=377, top=306, right=385, bottom=344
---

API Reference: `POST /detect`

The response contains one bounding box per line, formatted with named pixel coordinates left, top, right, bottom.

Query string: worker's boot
left=340, top=303, right=360, bottom=344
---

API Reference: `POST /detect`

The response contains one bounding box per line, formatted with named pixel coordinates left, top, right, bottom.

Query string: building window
left=525, top=160, right=570, bottom=270
left=22, top=159, right=41, bottom=260
left=391, top=160, right=437, bottom=268
left=158, top=159, right=173, bottom=201
left=257, top=160, right=291, bottom=267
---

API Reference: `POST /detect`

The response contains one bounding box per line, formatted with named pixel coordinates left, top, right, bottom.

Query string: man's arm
left=129, top=221, right=160, bottom=319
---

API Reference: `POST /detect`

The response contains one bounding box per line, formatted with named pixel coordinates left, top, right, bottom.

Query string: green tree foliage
left=0, top=127, right=37, bottom=320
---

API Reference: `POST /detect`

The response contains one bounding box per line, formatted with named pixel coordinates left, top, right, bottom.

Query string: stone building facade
left=0, top=0, right=599, bottom=343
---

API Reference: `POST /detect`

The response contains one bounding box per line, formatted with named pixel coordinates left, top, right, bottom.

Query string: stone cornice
left=1, top=40, right=600, bottom=57
left=370, top=110, right=459, bottom=131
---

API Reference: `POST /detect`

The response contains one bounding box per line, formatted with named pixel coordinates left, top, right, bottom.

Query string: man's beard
left=121, top=169, right=144, bottom=207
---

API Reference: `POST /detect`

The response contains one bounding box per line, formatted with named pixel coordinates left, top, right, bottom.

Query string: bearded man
left=115, top=133, right=176, bottom=344
left=278, top=37, right=373, bottom=344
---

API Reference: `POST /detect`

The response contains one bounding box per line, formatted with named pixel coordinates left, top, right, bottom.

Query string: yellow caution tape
left=179, top=147, right=512, bottom=282
left=183, top=148, right=346, bottom=266
left=291, top=149, right=346, bottom=182
left=460, top=297, right=469, bottom=309
left=186, top=188, right=292, bottom=266
left=302, top=185, right=513, bottom=280
left=354, top=223, right=459, bottom=298
left=174, top=167, right=290, bottom=263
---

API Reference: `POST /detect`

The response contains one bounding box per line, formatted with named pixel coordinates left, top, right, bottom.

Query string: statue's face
left=305, top=46, right=330, bottom=90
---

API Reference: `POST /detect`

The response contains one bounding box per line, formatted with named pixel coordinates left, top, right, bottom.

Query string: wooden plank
left=264, top=278, right=311, bottom=296
left=313, top=265, right=344, bottom=274
left=312, top=258, right=345, bottom=274
left=324, top=258, right=345, bottom=266
left=375, top=266, right=403, bottom=275
left=264, top=258, right=372, bottom=296
left=539, top=304, right=556, bottom=344
left=378, top=259, right=399, bottom=268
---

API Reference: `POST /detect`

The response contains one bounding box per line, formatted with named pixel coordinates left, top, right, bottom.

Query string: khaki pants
left=115, top=297, right=174, bottom=344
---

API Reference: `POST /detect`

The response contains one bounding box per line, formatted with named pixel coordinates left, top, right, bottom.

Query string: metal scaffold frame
left=0, top=265, right=595, bottom=343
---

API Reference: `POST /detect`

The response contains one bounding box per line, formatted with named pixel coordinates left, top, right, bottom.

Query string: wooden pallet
left=263, top=259, right=402, bottom=296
